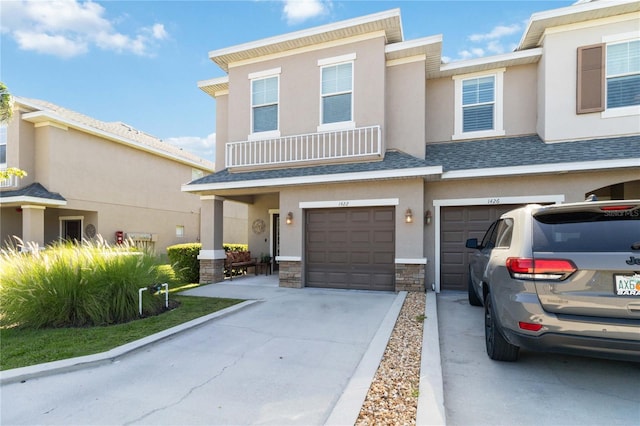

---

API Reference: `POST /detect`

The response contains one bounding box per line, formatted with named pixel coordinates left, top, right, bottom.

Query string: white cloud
left=453, top=23, right=522, bottom=62
left=282, top=0, right=331, bottom=25
left=0, top=0, right=169, bottom=58
left=468, top=24, right=520, bottom=42
left=165, top=133, right=217, bottom=162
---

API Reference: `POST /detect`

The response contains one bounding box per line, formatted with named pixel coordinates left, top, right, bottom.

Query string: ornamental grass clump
left=0, top=237, right=170, bottom=329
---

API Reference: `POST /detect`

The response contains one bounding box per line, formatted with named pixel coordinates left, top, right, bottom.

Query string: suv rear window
left=533, top=209, right=639, bottom=252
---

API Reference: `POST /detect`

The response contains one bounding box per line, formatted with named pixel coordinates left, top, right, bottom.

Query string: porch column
left=21, top=205, right=45, bottom=249
left=198, top=196, right=226, bottom=283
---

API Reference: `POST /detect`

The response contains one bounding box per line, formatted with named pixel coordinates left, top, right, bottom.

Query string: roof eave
left=208, top=9, right=403, bottom=72
left=517, top=0, right=640, bottom=50
left=182, top=166, right=443, bottom=194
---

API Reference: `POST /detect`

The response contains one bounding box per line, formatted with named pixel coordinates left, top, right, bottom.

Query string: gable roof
left=0, top=182, right=67, bottom=207
left=518, top=0, right=640, bottom=50
left=15, top=97, right=215, bottom=172
left=183, top=150, right=441, bottom=192
left=424, top=134, right=640, bottom=179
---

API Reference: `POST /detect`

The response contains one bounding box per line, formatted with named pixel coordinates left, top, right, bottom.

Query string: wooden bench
left=225, top=251, right=257, bottom=280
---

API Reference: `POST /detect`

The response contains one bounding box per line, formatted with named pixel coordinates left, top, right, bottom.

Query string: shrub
left=166, top=243, right=201, bottom=284
left=0, top=238, right=169, bottom=329
left=223, top=243, right=248, bottom=252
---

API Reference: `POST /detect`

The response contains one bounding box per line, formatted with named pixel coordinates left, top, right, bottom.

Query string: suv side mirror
left=466, top=238, right=479, bottom=249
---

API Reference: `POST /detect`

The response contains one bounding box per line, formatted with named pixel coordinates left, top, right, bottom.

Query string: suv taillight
left=506, top=258, right=577, bottom=281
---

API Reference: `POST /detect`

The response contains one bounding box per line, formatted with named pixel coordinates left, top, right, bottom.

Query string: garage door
left=306, top=207, right=395, bottom=291
left=441, top=205, right=520, bottom=291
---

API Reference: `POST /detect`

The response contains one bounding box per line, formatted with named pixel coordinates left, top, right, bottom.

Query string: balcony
left=0, top=171, right=19, bottom=188
left=226, top=125, right=382, bottom=170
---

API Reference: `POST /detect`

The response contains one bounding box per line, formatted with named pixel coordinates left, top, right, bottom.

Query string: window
left=453, top=69, right=505, bottom=140
left=0, top=125, right=6, bottom=165
left=251, top=75, right=279, bottom=134
left=321, top=61, right=353, bottom=125
left=606, top=40, right=640, bottom=109
left=577, top=37, right=640, bottom=116
left=176, top=225, right=185, bottom=238
left=462, top=76, right=495, bottom=132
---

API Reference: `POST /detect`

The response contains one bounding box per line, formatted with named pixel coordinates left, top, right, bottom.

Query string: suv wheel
left=468, top=273, right=482, bottom=306
left=484, top=293, right=519, bottom=361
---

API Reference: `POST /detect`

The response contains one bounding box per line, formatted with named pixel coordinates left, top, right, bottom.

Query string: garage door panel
left=374, top=210, right=394, bottom=222
left=328, top=211, right=349, bottom=222
left=306, top=206, right=395, bottom=291
left=441, top=205, right=521, bottom=291
left=374, top=230, right=394, bottom=243
left=351, top=210, right=371, bottom=222
left=328, top=231, right=348, bottom=243
left=351, top=230, right=371, bottom=243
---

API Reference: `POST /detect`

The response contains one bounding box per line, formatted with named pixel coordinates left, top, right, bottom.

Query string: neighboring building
left=184, top=0, right=640, bottom=291
left=0, top=97, right=247, bottom=253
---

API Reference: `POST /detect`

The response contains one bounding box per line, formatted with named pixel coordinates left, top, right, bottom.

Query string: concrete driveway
left=0, top=278, right=402, bottom=425
left=437, top=291, right=640, bottom=426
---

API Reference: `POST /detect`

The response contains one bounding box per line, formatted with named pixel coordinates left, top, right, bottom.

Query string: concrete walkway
left=1, top=276, right=440, bottom=425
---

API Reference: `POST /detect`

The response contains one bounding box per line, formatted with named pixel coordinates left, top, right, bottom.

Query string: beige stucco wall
left=246, top=193, right=279, bottom=257
left=426, top=63, right=538, bottom=143
left=215, top=94, right=228, bottom=172
left=423, top=168, right=639, bottom=287
left=386, top=60, right=426, bottom=158
left=278, top=178, right=424, bottom=260
left=539, top=14, right=640, bottom=141
left=225, top=36, right=386, bottom=143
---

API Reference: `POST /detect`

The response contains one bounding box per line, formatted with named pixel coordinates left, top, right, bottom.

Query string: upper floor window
left=0, top=125, right=6, bottom=165
left=606, top=40, right=640, bottom=109
left=318, top=53, right=356, bottom=131
left=453, top=69, right=505, bottom=140
left=462, top=76, right=495, bottom=132
left=577, top=36, right=639, bottom=117
left=250, top=69, right=280, bottom=135
left=321, top=62, right=353, bottom=125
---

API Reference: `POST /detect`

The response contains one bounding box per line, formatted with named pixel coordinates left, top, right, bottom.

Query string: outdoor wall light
left=286, top=212, right=293, bottom=225
left=425, top=209, right=432, bottom=225
left=405, top=208, right=413, bottom=224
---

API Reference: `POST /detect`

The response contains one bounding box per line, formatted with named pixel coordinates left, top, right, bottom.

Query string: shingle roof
left=0, top=182, right=66, bottom=202
left=189, top=150, right=432, bottom=185
left=16, top=97, right=215, bottom=171
left=424, top=134, right=640, bottom=171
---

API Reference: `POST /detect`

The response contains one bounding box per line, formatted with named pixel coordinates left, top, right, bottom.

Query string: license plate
left=615, top=274, right=640, bottom=296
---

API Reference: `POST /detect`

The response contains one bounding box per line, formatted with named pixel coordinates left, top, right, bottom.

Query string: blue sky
left=1, top=0, right=575, bottom=162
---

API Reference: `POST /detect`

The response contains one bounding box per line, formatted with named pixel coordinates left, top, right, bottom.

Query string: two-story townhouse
left=184, top=0, right=640, bottom=292
left=0, top=97, right=247, bottom=252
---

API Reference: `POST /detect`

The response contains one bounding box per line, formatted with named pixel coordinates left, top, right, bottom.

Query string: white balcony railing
left=0, top=172, right=19, bottom=188
left=225, top=125, right=382, bottom=169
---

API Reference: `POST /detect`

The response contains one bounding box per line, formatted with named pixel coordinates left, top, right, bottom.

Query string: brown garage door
left=306, top=207, right=395, bottom=291
left=441, top=205, right=520, bottom=291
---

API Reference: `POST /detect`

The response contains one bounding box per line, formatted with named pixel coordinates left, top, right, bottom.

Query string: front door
left=61, top=219, right=82, bottom=242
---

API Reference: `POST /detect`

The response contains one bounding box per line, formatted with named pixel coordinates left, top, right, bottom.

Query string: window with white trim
left=321, top=62, right=353, bottom=125
left=176, top=225, right=185, bottom=238
left=453, top=69, right=505, bottom=140
left=606, top=39, right=640, bottom=109
left=462, top=76, right=495, bottom=132
left=251, top=75, right=279, bottom=134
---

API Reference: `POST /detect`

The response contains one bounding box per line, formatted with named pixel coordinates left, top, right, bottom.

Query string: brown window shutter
left=576, top=44, right=605, bottom=114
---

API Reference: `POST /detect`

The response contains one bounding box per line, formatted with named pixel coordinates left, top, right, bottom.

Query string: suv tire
left=485, top=293, right=519, bottom=361
left=468, top=273, right=482, bottom=306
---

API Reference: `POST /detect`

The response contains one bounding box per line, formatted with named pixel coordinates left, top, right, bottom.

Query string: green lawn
left=1, top=288, right=243, bottom=371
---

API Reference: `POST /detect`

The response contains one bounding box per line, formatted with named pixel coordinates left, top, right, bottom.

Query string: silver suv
left=465, top=200, right=640, bottom=362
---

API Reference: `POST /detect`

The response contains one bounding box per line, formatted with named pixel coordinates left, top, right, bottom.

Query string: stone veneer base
left=199, top=258, right=225, bottom=284
left=395, top=263, right=425, bottom=292
left=278, top=260, right=302, bottom=288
